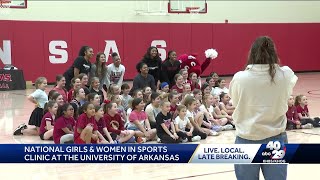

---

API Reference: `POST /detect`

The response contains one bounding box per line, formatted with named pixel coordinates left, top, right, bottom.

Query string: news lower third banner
left=0, top=142, right=319, bottom=163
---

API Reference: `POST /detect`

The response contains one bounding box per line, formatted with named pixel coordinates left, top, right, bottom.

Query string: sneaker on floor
left=209, top=130, right=219, bottom=136
left=22, top=123, right=27, bottom=129
left=222, top=124, right=234, bottom=131
left=182, top=138, right=188, bottom=143
left=13, top=124, right=25, bottom=135
left=212, top=125, right=223, bottom=132
left=301, top=123, right=313, bottom=129
left=191, top=135, right=201, bottom=142
left=307, top=123, right=314, bottom=128
left=157, top=138, right=161, bottom=143
left=136, top=137, right=147, bottom=144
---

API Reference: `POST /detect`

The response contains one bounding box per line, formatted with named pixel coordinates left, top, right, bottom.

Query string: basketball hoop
left=0, top=0, right=11, bottom=8
left=0, top=1, right=12, bottom=16
left=186, top=7, right=201, bottom=14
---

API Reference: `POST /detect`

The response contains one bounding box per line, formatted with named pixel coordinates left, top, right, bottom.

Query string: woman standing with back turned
left=229, top=36, right=298, bottom=180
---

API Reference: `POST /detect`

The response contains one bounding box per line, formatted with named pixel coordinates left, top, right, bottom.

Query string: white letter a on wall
left=0, top=40, right=12, bottom=65
left=104, top=40, right=119, bottom=62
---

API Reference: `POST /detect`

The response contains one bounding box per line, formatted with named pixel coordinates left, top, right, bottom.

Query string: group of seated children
left=14, top=69, right=320, bottom=144
left=286, top=95, right=320, bottom=130
left=13, top=70, right=237, bottom=144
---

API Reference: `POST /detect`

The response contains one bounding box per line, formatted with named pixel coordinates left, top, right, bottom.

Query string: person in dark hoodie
left=161, top=50, right=181, bottom=88
left=130, top=62, right=156, bottom=95
left=63, top=46, right=93, bottom=91
left=141, top=46, right=162, bottom=86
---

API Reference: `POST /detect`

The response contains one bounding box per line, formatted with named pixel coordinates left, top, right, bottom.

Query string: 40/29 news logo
left=261, top=141, right=286, bottom=163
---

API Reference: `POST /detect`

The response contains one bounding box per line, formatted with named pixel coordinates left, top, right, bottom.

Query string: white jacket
left=229, top=64, right=298, bottom=140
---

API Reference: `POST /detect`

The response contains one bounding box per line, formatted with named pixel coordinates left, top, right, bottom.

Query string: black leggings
left=301, top=118, right=320, bottom=127
left=149, top=121, right=157, bottom=129
left=177, top=129, right=207, bottom=141
left=177, top=131, right=192, bottom=142
left=286, top=120, right=297, bottom=130
left=158, top=133, right=180, bottom=143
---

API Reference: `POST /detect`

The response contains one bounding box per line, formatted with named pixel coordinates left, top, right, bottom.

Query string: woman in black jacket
left=140, top=46, right=162, bottom=86
left=160, top=50, right=181, bottom=88
left=63, top=46, right=93, bottom=90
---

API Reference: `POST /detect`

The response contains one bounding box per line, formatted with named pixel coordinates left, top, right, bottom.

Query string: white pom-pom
left=205, top=49, right=218, bottom=59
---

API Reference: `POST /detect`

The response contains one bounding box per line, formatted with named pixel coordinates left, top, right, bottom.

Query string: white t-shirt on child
left=127, top=108, right=132, bottom=118
left=31, top=89, right=48, bottom=108
left=174, top=116, right=190, bottom=131
left=186, top=110, right=194, bottom=119
left=199, top=104, right=214, bottom=114
left=211, top=87, right=229, bottom=96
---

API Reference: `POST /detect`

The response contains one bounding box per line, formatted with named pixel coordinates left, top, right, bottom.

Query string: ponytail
left=56, top=103, right=71, bottom=120
left=247, top=36, right=279, bottom=83
left=43, top=100, right=57, bottom=114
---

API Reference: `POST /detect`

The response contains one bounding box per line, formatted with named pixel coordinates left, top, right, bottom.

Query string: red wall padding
left=1, top=20, right=320, bottom=82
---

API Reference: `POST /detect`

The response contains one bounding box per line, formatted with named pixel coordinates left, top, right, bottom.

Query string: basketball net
left=0, top=0, right=11, bottom=15
left=187, top=7, right=200, bottom=17
left=0, top=0, right=10, bottom=8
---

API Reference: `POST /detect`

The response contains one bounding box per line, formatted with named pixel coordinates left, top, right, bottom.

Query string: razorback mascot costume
left=178, top=49, right=218, bottom=79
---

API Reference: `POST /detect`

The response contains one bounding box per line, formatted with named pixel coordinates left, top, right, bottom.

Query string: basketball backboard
left=168, top=0, right=207, bottom=14
left=0, top=0, right=27, bottom=8
left=135, top=0, right=168, bottom=16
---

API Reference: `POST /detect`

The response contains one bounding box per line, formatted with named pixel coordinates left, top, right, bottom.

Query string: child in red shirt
left=179, top=69, right=189, bottom=85
left=74, top=103, right=99, bottom=144
left=295, top=95, right=320, bottom=128
left=168, top=92, right=179, bottom=120
left=189, top=72, right=200, bottom=91
left=286, top=96, right=301, bottom=130
left=103, top=102, right=135, bottom=143
left=67, top=77, right=81, bottom=102
left=39, top=101, right=58, bottom=140
left=171, top=74, right=184, bottom=94
left=94, top=105, right=113, bottom=144
left=53, top=103, right=75, bottom=144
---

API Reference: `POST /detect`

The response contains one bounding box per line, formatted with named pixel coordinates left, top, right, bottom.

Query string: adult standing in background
left=89, top=52, right=107, bottom=90
left=161, top=50, right=181, bottom=88
left=104, top=52, right=125, bottom=89
left=63, top=46, right=93, bottom=90
left=141, top=46, right=162, bottom=87
left=229, top=36, right=298, bottom=180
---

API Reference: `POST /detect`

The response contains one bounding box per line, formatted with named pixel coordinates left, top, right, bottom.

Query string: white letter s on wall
left=49, top=40, right=68, bottom=64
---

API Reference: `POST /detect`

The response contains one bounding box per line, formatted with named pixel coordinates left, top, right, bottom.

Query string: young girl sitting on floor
left=53, top=103, right=75, bottom=144
left=295, top=95, right=320, bottom=128
left=183, top=96, right=207, bottom=140
left=156, top=101, right=180, bottom=143
left=189, top=72, right=200, bottom=91
left=74, top=103, right=100, bottom=144
left=219, top=92, right=235, bottom=115
left=174, top=105, right=201, bottom=142
left=104, top=102, right=136, bottom=143
left=127, top=98, right=157, bottom=143
left=39, top=101, right=58, bottom=140
left=94, top=105, right=113, bottom=143
left=14, top=77, right=48, bottom=136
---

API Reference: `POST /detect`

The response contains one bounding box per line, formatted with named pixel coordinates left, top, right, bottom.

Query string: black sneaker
left=13, top=124, right=24, bottom=135
left=22, top=123, right=27, bottom=129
